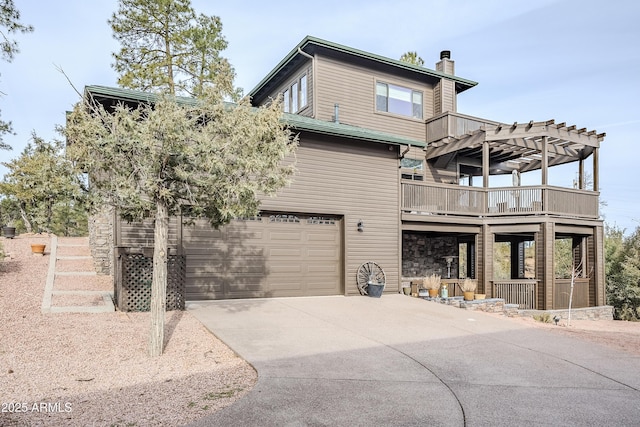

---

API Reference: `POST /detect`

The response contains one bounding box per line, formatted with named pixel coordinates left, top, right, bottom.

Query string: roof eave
left=248, top=36, right=478, bottom=100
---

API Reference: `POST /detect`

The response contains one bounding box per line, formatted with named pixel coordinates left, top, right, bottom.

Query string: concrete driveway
left=187, top=295, right=640, bottom=426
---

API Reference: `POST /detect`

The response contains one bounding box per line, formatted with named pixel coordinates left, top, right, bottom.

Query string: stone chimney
left=436, top=50, right=454, bottom=75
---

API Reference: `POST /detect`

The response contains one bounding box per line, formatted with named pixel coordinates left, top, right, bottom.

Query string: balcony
left=426, top=111, right=498, bottom=143
left=401, top=181, right=600, bottom=219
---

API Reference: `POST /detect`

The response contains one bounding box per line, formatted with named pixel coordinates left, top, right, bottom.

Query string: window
left=299, top=75, right=308, bottom=108
left=283, top=88, right=290, bottom=113
left=400, top=158, right=424, bottom=181
left=376, top=82, right=423, bottom=119
left=291, top=82, right=298, bottom=112
left=282, top=74, right=308, bottom=114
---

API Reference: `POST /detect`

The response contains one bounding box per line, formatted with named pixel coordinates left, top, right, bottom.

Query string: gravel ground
left=2, top=234, right=638, bottom=426
left=0, top=235, right=257, bottom=427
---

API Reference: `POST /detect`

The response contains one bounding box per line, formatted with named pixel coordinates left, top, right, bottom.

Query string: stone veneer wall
left=88, top=206, right=114, bottom=275
left=402, top=232, right=458, bottom=278
left=519, top=306, right=614, bottom=321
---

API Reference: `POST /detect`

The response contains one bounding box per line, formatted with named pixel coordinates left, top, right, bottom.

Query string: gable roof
left=83, top=85, right=424, bottom=148
left=249, top=35, right=478, bottom=104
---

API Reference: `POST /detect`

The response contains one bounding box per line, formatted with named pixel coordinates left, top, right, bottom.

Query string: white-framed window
left=376, top=81, right=423, bottom=119
left=283, top=88, right=290, bottom=113
left=282, top=73, right=308, bottom=114
left=291, top=81, right=299, bottom=112
left=299, top=74, right=308, bottom=108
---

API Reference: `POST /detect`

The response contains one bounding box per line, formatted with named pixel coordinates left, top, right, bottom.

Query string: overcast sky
left=1, top=0, right=638, bottom=232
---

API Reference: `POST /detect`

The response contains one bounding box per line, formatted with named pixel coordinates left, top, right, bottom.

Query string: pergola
left=425, top=117, right=605, bottom=190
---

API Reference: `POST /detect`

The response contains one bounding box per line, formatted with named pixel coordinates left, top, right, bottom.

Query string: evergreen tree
left=0, top=134, right=86, bottom=235
left=399, top=51, right=424, bottom=67
left=0, top=0, right=33, bottom=149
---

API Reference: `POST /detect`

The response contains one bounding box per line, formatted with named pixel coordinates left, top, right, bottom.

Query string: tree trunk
left=19, top=204, right=32, bottom=233
left=149, top=199, right=169, bottom=357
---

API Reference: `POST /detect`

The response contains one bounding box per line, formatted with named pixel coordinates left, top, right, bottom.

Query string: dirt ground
left=494, top=311, right=640, bottom=356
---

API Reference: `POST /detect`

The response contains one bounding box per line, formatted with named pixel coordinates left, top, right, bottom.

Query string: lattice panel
left=117, top=252, right=185, bottom=312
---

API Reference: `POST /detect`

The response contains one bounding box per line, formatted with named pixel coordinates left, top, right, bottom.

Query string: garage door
left=184, top=213, right=342, bottom=300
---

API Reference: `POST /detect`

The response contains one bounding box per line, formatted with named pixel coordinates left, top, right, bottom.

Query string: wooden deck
left=402, top=181, right=599, bottom=219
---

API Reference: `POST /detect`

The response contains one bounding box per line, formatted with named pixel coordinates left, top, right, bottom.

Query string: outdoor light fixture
left=443, top=256, right=457, bottom=279
left=357, top=220, right=364, bottom=232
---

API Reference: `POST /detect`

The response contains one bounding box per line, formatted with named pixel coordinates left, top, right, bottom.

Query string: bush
left=605, top=225, right=640, bottom=321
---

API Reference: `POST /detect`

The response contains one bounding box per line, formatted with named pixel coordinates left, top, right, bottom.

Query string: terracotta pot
left=463, top=291, right=475, bottom=301
left=428, top=289, right=439, bottom=298
left=31, top=243, right=46, bottom=255
left=474, top=294, right=486, bottom=300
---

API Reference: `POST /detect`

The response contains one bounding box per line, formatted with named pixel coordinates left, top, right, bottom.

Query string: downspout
left=297, top=47, right=316, bottom=118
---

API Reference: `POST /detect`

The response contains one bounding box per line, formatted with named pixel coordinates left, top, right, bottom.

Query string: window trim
left=282, top=73, right=309, bottom=114
left=375, top=80, right=424, bottom=120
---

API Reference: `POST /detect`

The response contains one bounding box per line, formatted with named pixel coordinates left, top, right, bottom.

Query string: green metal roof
left=285, top=113, right=425, bottom=147
left=84, top=85, right=424, bottom=148
left=84, top=85, right=198, bottom=106
left=249, top=35, right=478, bottom=99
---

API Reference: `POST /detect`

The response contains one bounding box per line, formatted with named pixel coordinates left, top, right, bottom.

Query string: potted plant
left=459, top=278, right=477, bottom=301
left=422, top=274, right=441, bottom=298
left=3, top=222, right=16, bottom=239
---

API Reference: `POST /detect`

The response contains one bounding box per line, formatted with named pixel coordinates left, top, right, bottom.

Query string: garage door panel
left=306, top=232, right=338, bottom=242
left=185, top=214, right=342, bottom=299
left=307, top=248, right=339, bottom=258
left=269, top=231, right=303, bottom=241
left=268, top=248, right=302, bottom=257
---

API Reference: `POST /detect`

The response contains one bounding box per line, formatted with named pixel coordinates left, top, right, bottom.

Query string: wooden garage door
left=184, top=213, right=342, bottom=300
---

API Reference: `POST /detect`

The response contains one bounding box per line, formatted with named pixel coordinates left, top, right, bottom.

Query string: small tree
left=0, top=134, right=86, bottom=234
left=66, top=90, right=297, bottom=356
left=0, top=0, right=33, bottom=149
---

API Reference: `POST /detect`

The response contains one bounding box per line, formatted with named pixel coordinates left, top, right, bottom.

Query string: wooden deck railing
left=426, top=112, right=498, bottom=143
left=492, top=280, right=538, bottom=309
left=402, top=181, right=599, bottom=219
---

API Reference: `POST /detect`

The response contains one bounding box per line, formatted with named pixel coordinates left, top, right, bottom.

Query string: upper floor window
left=376, top=82, right=423, bottom=119
left=283, top=74, right=308, bottom=114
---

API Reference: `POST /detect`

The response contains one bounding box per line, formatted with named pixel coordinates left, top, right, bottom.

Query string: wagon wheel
left=356, top=262, right=386, bottom=295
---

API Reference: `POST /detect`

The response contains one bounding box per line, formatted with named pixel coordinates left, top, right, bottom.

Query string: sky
left=1, top=0, right=639, bottom=232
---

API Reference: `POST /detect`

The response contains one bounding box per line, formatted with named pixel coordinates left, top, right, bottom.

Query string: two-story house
left=88, top=35, right=606, bottom=310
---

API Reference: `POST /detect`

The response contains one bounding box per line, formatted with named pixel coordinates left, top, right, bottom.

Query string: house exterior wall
left=260, top=135, right=401, bottom=294
left=313, top=55, right=431, bottom=141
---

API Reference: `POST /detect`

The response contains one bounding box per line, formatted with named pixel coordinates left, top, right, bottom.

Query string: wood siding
left=314, top=55, right=431, bottom=141
left=116, top=217, right=180, bottom=249
left=260, top=135, right=400, bottom=295
left=434, top=79, right=456, bottom=115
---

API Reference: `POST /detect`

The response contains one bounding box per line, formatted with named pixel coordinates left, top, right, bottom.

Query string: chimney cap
left=440, top=50, right=451, bottom=60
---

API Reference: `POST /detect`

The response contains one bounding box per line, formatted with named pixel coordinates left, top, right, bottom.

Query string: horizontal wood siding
left=315, top=55, right=430, bottom=141
left=116, top=217, right=179, bottom=248
left=261, top=135, right=400, bottom=294
left=435, top=79, right=456, bottom=114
